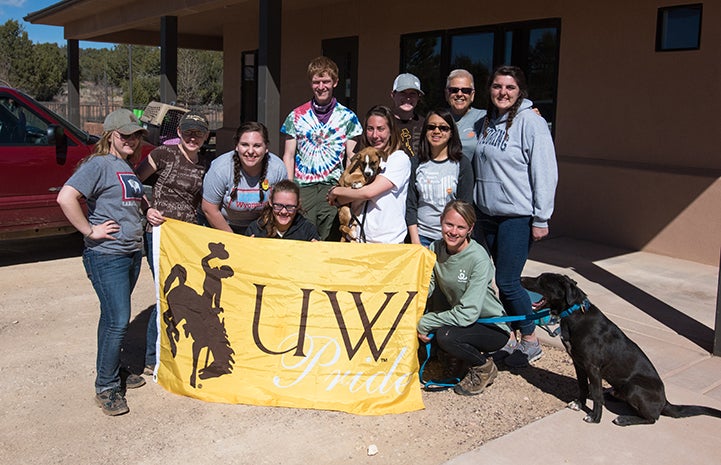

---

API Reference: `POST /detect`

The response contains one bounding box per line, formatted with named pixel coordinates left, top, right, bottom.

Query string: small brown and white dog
left=336, top=147, right=384, bottom=242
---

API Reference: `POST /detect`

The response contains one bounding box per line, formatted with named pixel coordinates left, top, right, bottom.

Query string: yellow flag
left=154, top=219, right=435, bottom=415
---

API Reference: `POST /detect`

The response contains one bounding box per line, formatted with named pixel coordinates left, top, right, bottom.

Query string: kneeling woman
left=417, top=200, right=510, bottom=396
left=244, top=179, right=320, bottom=241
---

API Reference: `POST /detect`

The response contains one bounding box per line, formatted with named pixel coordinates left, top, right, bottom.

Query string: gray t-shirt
left=407, top=155, right=474, bottom=240
left=65, top=155, right=144, bottom=254
left=453, top=107, right=486, bottom=161
left=202, top=150, right=288, bottom=229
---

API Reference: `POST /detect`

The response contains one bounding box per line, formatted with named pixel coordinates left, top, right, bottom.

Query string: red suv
left=0, top=87, right=152, bottom=239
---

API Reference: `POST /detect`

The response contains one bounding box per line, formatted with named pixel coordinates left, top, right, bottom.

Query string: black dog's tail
left=662, top=402, right=721, bottom=419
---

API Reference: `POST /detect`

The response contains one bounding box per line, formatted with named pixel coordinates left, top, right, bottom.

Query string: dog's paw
left=351, top=182, right=363, bottom=189
left=583, top=414, right=600, bottom=423
left=567, top=400, right=583, bottom=411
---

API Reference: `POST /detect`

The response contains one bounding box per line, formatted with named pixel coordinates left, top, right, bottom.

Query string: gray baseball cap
left=103, top=108, right=146, bottom=135
left=392, top=73, right=424, bottom=95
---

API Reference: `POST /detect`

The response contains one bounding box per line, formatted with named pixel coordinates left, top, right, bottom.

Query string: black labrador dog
left=521, top=272, right=721, bottom=426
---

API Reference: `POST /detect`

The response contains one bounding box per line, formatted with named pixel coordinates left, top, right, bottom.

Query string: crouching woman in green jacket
left=417, top=200, right=510, bottom=396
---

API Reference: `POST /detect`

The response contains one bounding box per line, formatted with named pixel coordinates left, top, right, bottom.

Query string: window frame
left=655, top=4, right=703, bottom=52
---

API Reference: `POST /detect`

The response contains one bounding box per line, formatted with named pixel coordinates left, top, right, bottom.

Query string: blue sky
left=0, top=0, right=113, bottom=48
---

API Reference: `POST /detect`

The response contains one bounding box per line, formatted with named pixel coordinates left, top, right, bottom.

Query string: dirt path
left=0, top=236, right=577, bottom=465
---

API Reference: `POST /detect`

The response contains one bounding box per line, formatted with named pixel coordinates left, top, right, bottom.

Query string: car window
left=0, top=96, right=50, bottom=145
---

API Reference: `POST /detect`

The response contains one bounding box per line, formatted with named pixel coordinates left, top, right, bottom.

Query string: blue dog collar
left=559, top=298, right=590, bottom=318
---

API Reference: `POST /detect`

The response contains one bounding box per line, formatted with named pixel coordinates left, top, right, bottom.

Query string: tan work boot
left=453, top=358, right=498, bottom=396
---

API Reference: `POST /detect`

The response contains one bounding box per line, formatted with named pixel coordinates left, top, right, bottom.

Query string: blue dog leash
left=418, top=300, right=590, bottom=390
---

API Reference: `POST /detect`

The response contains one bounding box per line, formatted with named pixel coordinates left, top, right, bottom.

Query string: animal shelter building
left=28, top=0, right=720, bottom=266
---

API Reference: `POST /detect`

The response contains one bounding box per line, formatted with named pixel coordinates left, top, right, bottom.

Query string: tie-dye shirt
left=281, top=101, right=362, bottom=186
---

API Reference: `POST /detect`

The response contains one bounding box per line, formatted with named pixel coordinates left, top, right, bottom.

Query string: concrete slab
left=445, top=384, right=721, bottom=465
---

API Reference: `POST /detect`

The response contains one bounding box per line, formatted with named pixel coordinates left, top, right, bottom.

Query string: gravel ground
left=0, top=235, right=579, bottom=465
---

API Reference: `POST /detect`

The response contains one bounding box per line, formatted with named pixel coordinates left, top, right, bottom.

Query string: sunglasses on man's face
left=426, top=124, right=451, bottom=133
left=447, top=87, right=474, bottom=95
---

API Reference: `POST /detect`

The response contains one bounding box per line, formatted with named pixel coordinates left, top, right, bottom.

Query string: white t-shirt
left=359, top=150, right=411, bottom=243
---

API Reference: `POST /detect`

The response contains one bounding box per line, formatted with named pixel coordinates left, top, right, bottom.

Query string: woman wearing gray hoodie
left=472, top=65, right=558, bottom=368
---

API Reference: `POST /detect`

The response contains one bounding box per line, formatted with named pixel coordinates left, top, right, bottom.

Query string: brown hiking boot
left=453, top=358, right=498, bottom=396
left=95, top=388, right=129, bottom=416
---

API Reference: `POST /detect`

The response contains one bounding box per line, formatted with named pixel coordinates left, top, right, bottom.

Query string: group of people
left=57, top=55, right=557, bottom=416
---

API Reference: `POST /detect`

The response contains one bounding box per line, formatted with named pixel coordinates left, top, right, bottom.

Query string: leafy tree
left=120, top=45, right=160, bottom=107
left=0, top=20, right=35, bottom=90
left=27, top=43, right=66, bottom=100
left=2, top=21, right=223, bottom=107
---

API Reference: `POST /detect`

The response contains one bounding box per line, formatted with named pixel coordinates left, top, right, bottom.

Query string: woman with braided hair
left=472, top=65, right=558, bottom=368
left=202, top=122, right=288, bottom=233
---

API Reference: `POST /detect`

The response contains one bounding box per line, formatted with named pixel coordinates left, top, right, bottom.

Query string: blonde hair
left=441, top=200, right=476, bottom=237
left=307, top=56, right=339, bottom=82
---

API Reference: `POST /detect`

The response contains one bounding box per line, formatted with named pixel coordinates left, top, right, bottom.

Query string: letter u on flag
left=151, top=219, right=435, bottom=415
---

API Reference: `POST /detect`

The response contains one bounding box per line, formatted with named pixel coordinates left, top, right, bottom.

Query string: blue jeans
left=478, top=214, right=535, bottom=335
left=418, top=234, right=435, bottom=248
left=143, top=230, right=158, bottom=366
left=82, top=248, right=142, bottom=393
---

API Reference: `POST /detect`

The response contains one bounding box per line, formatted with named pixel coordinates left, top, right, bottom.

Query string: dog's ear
left=562, top=275, right=584, bottom=306
left=347, top=154, right=362, bottom=172
left=563, top=274, right=577, bottom=286
left=377, top=147, right=389, bottom=162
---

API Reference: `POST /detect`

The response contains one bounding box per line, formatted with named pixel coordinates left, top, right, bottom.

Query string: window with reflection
left=400, top=19, right=560, bottom=135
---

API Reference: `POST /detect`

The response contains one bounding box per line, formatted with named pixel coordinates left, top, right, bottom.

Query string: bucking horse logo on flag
left=162, top=242, right=235, bottom=388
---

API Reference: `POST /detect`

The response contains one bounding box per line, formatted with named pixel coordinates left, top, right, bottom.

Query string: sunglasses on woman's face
left=426, top=124, right=451, bottom=133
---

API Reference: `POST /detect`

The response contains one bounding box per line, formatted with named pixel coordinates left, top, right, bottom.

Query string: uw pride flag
left=152, top=219, right=435, bottom=415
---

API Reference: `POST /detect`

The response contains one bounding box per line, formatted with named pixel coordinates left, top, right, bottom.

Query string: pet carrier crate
left=139, top=101, right=188, bottom=146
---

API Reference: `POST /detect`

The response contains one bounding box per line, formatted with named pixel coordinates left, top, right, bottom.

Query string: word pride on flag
left=152, top=219, right=435, bottom=415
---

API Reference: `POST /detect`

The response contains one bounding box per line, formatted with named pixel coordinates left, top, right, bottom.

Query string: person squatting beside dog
left=57, top=109, right=149, bottom=416
left=406, top=108, right=474, bottom=247
left=417, top=200, right=510, bottom=396
left=281, top=56, right=363, bottom=240
left=474, top=65, right=558, bottom=368
left=326, top=105, right=411, bottom=244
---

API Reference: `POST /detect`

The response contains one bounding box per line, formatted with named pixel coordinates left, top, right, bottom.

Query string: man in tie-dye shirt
left=281, top=56, right=362, bottom=240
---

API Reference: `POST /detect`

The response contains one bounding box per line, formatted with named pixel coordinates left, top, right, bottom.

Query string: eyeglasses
left=181, top=130, right=208, bottom=139
left=116, top=131, right=141, bottom=141
left=447, top=87, right=474, bottom=95
left=271, top=203, right=298, bottom=213
left=426, top=124, right=451, bottom=133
